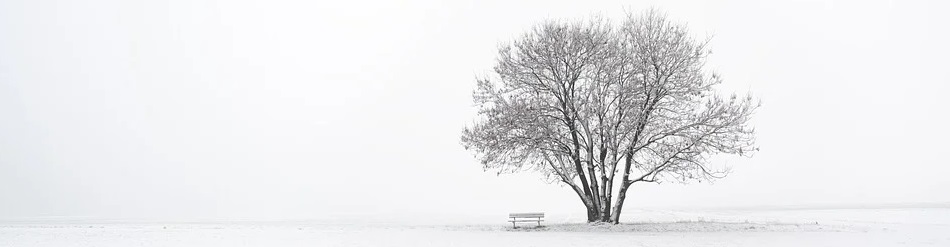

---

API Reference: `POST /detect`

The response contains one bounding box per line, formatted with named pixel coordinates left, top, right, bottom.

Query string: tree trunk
left=576, top=190, right=615, bottom=223
left=610, top=182, right=632, bottom=224
left=573, top=189, right=606, bottom=223
left=586, top=205, right=597, bottom=222
left=583, top=200, right=609, bottom=223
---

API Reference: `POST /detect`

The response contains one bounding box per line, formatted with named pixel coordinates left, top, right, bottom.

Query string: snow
left=2, top=208, right=948, bottom=247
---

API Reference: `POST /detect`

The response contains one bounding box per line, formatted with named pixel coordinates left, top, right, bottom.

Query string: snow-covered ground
left=2, top=208, right=948, bottom=247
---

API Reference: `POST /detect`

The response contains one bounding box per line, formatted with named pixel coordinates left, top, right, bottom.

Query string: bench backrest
left=509, top=213, right=544, bottom=218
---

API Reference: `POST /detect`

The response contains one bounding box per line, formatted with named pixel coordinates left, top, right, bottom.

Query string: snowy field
left=2, top=207, right=948, bottom=247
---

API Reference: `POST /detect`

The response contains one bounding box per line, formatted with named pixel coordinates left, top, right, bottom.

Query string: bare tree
left=461, top=10, right=759, bottom=224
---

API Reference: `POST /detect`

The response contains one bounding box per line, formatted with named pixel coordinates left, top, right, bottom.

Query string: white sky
left=1, top=0, right=948, bottom=223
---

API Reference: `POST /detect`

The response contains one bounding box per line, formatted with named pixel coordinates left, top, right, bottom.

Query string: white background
left=1, top=0, right=948, bottom=224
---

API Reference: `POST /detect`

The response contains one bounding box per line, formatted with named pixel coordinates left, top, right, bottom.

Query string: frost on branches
left=461, top=10, right=759, bottom=223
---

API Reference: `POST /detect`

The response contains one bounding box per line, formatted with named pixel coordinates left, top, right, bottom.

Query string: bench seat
left=508, top=212, right=545, bottom=228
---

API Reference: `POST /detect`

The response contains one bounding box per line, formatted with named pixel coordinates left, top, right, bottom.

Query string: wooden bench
left=508, top=212, right=544, bottom=228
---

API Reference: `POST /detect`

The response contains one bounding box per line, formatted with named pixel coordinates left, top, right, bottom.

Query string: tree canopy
left=461, top=10, right=759, bottom=223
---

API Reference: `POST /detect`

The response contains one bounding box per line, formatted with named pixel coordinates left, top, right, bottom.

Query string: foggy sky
left=1, top=0, right=948, bottom=223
